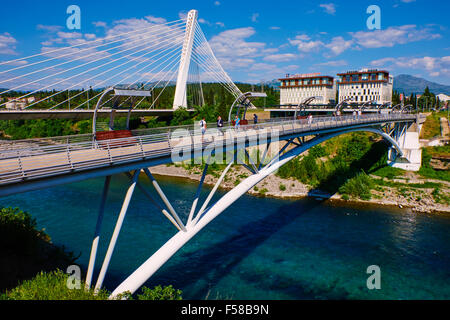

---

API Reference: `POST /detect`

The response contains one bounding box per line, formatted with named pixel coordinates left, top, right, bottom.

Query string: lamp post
left=228, top=92, right=267, bottom=122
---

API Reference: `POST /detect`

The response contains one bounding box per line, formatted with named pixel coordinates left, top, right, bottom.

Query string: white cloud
left=93, top=21, right=107, bottom=28
left=289, top=35, right=324, bottom=53
left=270, top=26, right=281, bottom=30
left=56, top=31, right=83, bottom=40
left=319, top=3, right=336, bottom=15
left=84, top=34, right=96, bottom=40
left=288, top=24, right=442, bottom=57
left=250, top=63, right=277, bottom=71
left=216, top=22, right=225, bottom=27
left=178, top=11, right=188, bottom=20
left=37, top=25, right=63, bottom=33
left=0, top=32, right=18, bottom=55
left=370, top=55, right=450, bottom=77
left=263, top=53, right=298, bottom=62
left=199, top=18, right=211, bottom=26
left=214, top=1, right=221, bottom=5
left=145, top=16, right=167, bottom=24
left=294, top=34, right=310, bottom=41
left=325, top=36, right=353, bottom=55
left=1, top=60, right=28, bottom=66
left=315, top=59, right=347, bottom=67
left=209, top=27, right=266, bottom=67
left=351, top=25, right=441, bottom=49
left=251, top=13, right=259, bottom=23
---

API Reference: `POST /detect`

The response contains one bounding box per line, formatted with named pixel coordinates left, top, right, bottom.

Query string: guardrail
left=0, top=113, right=416, bottom=185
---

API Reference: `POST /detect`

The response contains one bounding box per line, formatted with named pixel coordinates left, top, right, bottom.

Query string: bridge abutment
left=388, top=120, right=422, bottom=171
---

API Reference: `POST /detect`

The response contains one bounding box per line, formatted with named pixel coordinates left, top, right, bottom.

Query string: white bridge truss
left=69, top=115, right=414, bottom=298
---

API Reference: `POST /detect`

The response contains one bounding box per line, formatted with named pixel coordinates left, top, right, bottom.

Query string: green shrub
left=339, top=172, right=373, bottom=200
left=0, top=207, right=76, bottom=292
left=136, top=285, right=182, bottom=300
left=1, top=269, right=182, bottom=300
left=279, top=184, right=286, bottom=191
left=0, top=207, right=50, bottom=255
left=309, top=145, right=328, bottom=158
left=1, top=270, right=110, bottom=300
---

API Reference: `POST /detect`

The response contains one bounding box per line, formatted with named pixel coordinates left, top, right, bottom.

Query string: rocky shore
left=149, top=163, right=450, bottom=215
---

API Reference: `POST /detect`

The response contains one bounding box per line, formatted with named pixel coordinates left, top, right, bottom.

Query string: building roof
left=337, top=69, right=389, bottom=76
left=279, top=73, right=334, bottom=81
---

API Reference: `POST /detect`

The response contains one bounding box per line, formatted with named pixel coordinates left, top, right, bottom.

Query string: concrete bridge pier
left=389, top=117, right=423, bottom=171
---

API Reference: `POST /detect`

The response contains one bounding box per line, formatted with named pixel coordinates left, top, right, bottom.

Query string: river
left=1, top=174, right=450, bottom=299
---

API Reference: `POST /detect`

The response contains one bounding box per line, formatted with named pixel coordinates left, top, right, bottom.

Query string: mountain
left=262, top=79, right=280, bottom=90
left=394, top=74, right=450, bottom=95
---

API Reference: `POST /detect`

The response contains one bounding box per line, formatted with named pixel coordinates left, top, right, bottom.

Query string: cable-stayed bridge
left=0, top=10, right=241, bottom=120
left=0, top=10, right=425, bottom=298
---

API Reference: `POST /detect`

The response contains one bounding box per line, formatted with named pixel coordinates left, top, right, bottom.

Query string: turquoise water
left=1, top=174, right=450, bottom=299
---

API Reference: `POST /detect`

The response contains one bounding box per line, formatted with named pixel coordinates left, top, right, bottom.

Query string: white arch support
left=109, top=126, right=407, bottom=298
left=173, top=10, right=198, bottom=109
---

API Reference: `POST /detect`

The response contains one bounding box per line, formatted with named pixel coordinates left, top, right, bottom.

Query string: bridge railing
left=0, top=113, right=416, bottom=185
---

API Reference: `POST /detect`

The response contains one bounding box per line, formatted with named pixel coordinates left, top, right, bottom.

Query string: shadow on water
left=140, top=199, right=324, bottom=299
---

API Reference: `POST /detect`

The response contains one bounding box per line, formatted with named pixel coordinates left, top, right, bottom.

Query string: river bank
left=149, top=163, right=450, bottom=214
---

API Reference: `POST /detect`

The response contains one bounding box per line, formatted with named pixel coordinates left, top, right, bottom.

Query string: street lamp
left=294, top=96, right=316, bottom=119
left=228, top=92, right=267, bottom=122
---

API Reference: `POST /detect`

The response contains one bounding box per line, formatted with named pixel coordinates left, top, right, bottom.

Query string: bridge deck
left=0, top=113, right=417, bottom=193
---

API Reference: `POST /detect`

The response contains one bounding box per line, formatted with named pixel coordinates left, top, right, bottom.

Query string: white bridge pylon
left=173, top=9, right=242, bottom=109
left=173, top=10, right=197, bottom=109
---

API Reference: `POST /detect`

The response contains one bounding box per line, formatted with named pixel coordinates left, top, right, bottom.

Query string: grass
left=338, top=171, right=374, bottom=201
left=419, top=148, right=450, bottom=182
left=371, top=166, right=406, bottom=180
left=425, top=145, right=450, bottom=157
left=372, top=178, right=442, bottom=189
left=420, top=112, right=442, bottom=139
left=0, top=206, right=183, bottom=300
left=0, top=270, right=182, bottom=300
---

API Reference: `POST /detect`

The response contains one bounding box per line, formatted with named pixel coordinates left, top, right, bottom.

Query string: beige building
left=337, top=69, right=393, bottom=105
left=279, top=73, right=337, bottom=106
left=5, top=97, right=35, bottom=110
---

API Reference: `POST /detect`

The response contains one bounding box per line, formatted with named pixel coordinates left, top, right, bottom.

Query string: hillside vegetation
left=0, top=206, right=182, bottom=300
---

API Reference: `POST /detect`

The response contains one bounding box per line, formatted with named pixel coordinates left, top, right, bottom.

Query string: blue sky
left=1, top=0, right=449, bottom=86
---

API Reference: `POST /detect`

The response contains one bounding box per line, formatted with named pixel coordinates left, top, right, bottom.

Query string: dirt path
left=440, top=117, right=449, bottom=137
